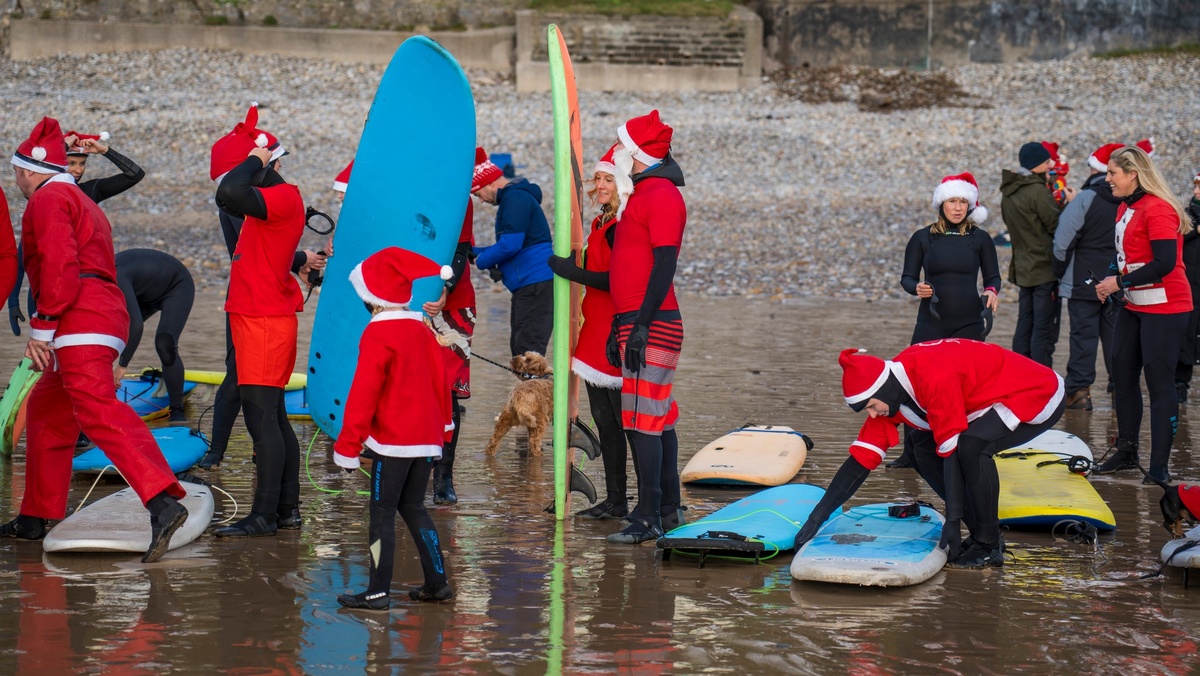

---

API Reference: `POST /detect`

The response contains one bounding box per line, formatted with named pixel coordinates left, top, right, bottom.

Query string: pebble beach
left=2, top=48, right=1197, bottom=299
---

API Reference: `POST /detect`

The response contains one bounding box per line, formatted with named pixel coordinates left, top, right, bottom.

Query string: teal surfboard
left=73, top=426, right=210, bottom=475
left=657, top=484, right=832, bottom=566
left=307, top=36, right=475, bottom=438
left=117, top=374, right=197, bottom=420
left=791, top=503, right=948, bottom=587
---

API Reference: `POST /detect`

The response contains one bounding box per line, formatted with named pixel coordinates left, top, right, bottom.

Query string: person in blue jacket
left=470, top=148, right=554, bottom=357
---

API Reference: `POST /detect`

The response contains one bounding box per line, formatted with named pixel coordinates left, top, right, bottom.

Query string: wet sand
left=0, top=288, right=1198, bottom=673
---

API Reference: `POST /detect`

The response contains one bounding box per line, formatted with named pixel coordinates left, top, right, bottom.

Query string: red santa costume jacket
left=572, top=213, right=622, bottom=388
left=0, top=187, right=17, bottom=302
left=849, top=339, right=1064, bottom=470
left=440, top=200, right=476, bottom=398
left=333, top=311, right=454, bottom=469
left=224, top=183, right=305, bottom=316
left=24, top=174, right=130, bottom=349
left=608, top=176, right=686, bottom=314
left=1114, top=194, right=1192, bottom=313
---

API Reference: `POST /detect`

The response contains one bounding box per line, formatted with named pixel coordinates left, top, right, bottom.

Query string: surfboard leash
left=304, top=429, right=370, bottom=496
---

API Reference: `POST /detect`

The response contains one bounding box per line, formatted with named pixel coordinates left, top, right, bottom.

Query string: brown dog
left=483, top=352, right=554, bottom=457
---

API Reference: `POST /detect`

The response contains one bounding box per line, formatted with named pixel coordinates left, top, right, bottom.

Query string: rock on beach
left=1, top=49, right=1196, bottom=299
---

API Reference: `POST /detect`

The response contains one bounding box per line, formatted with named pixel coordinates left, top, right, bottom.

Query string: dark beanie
left=1019, top=142, right=1052, bottom=171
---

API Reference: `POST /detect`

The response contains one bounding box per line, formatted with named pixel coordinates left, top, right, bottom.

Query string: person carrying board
left=1, top=117, right=186, bottom=563
left=794, top=340, right=1065, bottom=568
left=604, top=111, right=689, bottom=545
left=334, top=246, right=456, bottom=610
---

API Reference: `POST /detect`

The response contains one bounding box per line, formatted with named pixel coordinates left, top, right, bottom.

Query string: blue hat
left=1019, top=142, right=1052, bottom=171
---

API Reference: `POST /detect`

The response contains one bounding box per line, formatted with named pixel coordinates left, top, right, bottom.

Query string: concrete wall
left=9, top=20, right=514, bottom=70
left=515, top=8, right=763, bottom=92
left=746, top=0, right=1200, bottom=69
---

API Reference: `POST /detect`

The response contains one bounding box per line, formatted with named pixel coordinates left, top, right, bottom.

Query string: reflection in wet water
left=1, top=290, right=1198, bottom=673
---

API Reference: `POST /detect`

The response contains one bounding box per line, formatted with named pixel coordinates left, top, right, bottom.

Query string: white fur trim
left=334, top=452, right=360, bottom=469
left=99, top=131, right=110, bottom=142
left=970, top=205, right=989, bottom=224
left=251, top=100, right=259, bottom=107
left=844, top=359, right=893, bottom=406
left=618, top=123, right=664, bottom=166
left=370, top=310, right=423, bottom=323
left=572, top=357, right=622, bottom=389
left=1032, top=373, right=1065, bottom=423
left=612, top=146, right=636, bottom=220
left=332, top=180, right=348, bottom=193
left=30, top=327, right=55, bottom=342
left=440, top=265, right=453, bottom=281
left=269, top=145, right=286, bottom=163
left=31, top=147, right=46, bottom=161
left=936, top=433, right=960, bottom=457
left=365, top=436, right=443, bottom=459
left=52, top=332, right=126, bottom=354
left=11, top=154, right=63, bottom=174
left=1088, top=155, right=1108, bottom=173
left=255, top=133, right=269, bottom=148
left=349, top=263, right=403, bottom=308
left=899, top=404, right=929, bottom=429
left=594, top=160, right=617, bottom=175
left=850, top=440, right=887, bottom=462
left=45, top=173, right=75, bottom=186
left=931, top=179, right=979, bottom=210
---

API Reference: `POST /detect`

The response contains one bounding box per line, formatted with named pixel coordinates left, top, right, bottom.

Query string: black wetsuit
left=8, top=149, right=145, bottom=327
left=901, top=225, right=1001, bottom=343
left=115, top=249, right=196, bottom=411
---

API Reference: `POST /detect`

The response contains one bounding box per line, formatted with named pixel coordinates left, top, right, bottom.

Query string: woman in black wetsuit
left=901, top=172, right=1002, bottom=343
left=890, top=172, right=1001, bottom=468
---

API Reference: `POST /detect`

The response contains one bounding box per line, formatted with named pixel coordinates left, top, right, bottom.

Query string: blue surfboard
left=657, top=484, right=833, bottom=566
left=73, top=426, right=210, bottom=475
left=791, top=503, right=948, bottom=587
left=285, top=387, right=310, bottom=420
left=117, top=375, right=196, bottom=420
left=306, top=36, right=476, bottom=438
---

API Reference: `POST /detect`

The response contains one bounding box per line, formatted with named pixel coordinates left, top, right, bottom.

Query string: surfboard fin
left=569, top=419, right=602, bottom=461
left=542, top=464, right=598, bottom=514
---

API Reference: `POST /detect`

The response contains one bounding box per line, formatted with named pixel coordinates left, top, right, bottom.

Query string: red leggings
left=22, top=344, right=182, bottom=519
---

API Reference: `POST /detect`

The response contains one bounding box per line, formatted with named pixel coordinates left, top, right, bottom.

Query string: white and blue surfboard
left=73, top=426, right=210, bottom=475
left=791, top=503, right=948, bottom=587
left=307, top=36, right=476, bottom=438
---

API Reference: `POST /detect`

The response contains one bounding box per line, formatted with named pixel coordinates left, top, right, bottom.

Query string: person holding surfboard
left=470, top=147, right=555, bottom=357
left=209, top=109, right=306, bottom=537
left=603, top=111, right=689, bottom=545
left=1093, top=145, right=1195, bottom=485
left=794, top=341, right=1065, bottom=568
left=548, top=143, right=635, bottom=519
left=112, top=249, right=195, bottom=421
left=1, top=117, right=187, bottom=563
left=334, top=246, right=456, bottom=609
left=891, top=173, right=1000, bottom=469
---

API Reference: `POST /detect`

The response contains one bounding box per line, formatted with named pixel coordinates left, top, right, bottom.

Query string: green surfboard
left=0, top=359, right=40, bottom=457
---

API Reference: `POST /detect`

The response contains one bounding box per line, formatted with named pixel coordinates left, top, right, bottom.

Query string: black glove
left=547, top=251, right=579, bottom=278
left=606, top=321, right=622, bottom=368
left=488, top=267, right=504, bottom=283
left=8, top=304, right=23, bottom=337
left=939, top=519, right=962, bottom=562
left=793, top=517, right=821, bottom=550
left=624, top=324, right=650, bottom=374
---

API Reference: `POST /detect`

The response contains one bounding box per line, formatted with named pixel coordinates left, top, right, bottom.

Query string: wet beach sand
left=0, top=287, right=1197, bottom=674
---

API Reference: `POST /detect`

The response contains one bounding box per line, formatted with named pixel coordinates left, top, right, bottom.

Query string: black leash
left=472, top=352, right=553, bottom=381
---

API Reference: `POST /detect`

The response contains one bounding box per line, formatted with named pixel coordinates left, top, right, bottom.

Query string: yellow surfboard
left=182, top=369, right=307, bottom=392
left=996, top=430, right=1115, bottom=531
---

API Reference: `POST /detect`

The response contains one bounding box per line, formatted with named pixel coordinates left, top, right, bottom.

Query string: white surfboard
left=42, top=482, right=215, bottom=554
left=681, top=425, right=812, bottom=486
left=1001, top=429, right=1093, bottom=461
left=1161, top=525, right=1200, bottom=569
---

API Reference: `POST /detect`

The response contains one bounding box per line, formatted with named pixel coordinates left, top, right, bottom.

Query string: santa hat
left=1136, top=137, right=1156, bottom=156
left=840, top=348, right=892, bottom=411
left=1193, top=169, right=1200, bottom=184
left=594, top=143, right=635, bottom=219
left=65, top=130, right=110, bottom=156
left=617, top=110, right=672, bottom=167
left=931, top=172, right=988, bottom=224
left=209, top=102, right=286, bottom=181
left=333, top=160, right=353, bottom=193
left=471, top=146, right=502, bottom=192
left=12, top=117, right=68, bottom=174
left=1087, top=143, right=1124, bottom=173
left=349, top=246, right=453, bottom=308
left=1041, top=141, right=1069, bottom=178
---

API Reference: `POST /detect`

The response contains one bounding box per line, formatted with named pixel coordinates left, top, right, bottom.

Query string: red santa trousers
left=21, top=344, right=183, bottom=519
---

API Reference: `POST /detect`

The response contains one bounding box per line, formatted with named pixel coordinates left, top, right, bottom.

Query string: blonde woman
left=1094, top=146, right=1195, bottom=483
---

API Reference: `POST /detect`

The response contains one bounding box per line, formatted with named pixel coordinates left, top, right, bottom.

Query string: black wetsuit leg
left=153, top=276, right=195, bottom=410
left=367, top=455, right=447, bottom=596
left=586, top=383, right=628, bottom=504
left=659, top=428, right=682, bottom=520
left=626, top=431, right=664, bottom=527
left=432, top=395, right=462, bottom=503
left=274, top=388, right=300, bottom=513
left=239, top=385, right=289, bottom=516
left=1112, top=306, right=1189, bottom=478
left=206, top=314, right=242, bottom=462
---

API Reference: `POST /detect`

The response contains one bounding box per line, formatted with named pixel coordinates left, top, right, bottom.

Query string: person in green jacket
left=1000, top=142, right=1076, bottom=367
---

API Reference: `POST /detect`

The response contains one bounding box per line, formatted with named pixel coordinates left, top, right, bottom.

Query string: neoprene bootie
left=276, top=503, right=302, bottom=529
left=606, top=514, right=664, bottom=545
left=409, top=582, right=454, bottom=603
left=214, top=512, right=277, bottom=538
left=197, top=448, right=224, bottom=470
left=144, top=494, right=188, bottom=563
left=0, top=514, right=48, bottom=540
left=1094, top=438, right=1139, bottom=474
left=168, top=406, right=188, bottom=423
left=432, top=466, right=458, bottom=505
left=577, top=495, right=628, bottom=519
left=337, top=590, right=390, bottom=611
left=948, top=541, right=1004, bottom=568
left=661, top=505, right=688, bottom=532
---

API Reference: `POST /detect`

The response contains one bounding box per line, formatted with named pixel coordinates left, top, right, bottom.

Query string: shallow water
left=1, top=288, right=1198, bottom=674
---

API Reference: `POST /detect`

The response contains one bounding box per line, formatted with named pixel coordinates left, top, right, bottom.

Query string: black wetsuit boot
left=659, top=429, right=685, bottom=531
left=608, top=431, right=665, bottom=544
left=144, top=491, right=188, bottom=563
left=432, top=396, right=461, bottom=505
left=0, top=514, right=48, bottom=540
left=578, top=384, right=629, bottom=519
